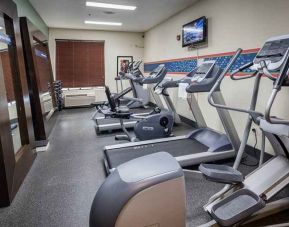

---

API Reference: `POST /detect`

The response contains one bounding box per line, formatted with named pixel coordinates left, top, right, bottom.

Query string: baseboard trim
left=64, top=104, right=95, bottom=109
left=35, top=140, right=49, bottom=152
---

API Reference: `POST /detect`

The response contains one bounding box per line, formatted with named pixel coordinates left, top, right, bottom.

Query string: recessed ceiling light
left=86, top=2, right=137, bottom=10
left=85, top=20, right=122, bottom=26
left=103, top=11, right=115, bottom=15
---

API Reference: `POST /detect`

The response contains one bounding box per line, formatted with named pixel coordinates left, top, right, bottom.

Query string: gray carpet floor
left=0, top=108, right=288, bottom=227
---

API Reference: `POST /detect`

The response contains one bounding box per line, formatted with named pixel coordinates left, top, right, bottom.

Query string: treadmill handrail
left=265, top=50, right=289, bottom=125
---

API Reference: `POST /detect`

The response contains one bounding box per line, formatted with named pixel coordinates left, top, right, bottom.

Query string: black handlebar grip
left=162, top=80, right=179, bottom=88
left=274, top=50, right=289, bottom=89
left=231, top=62, right=254, bottom=75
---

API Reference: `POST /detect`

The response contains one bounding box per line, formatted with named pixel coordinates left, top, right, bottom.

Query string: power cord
left=241, top=128, right=259, bottom=167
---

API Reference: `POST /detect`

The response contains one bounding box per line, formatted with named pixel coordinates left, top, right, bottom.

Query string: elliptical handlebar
left=208, top=49, right=243, bottom=108
left=208, top=46, right=289, bottom=125
left=127, top=61, right=135, bottom=73
left=230, top=62, right=255, bottom=80
left=133, top=61, right=142, bottom=71
left=118, top=60, right=144, bottom=81
left=264, top=50, right=289, bottom=125
left=208, top=49, right=264, bottom=118
left=118, top=71, right=126, bottom=78
left=273, top=50, right=289, bottom=89
left=260, top=61, right=276, bottom=81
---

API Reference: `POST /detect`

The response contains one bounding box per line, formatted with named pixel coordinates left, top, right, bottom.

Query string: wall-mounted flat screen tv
left=182, top=16, right=207, bottom=47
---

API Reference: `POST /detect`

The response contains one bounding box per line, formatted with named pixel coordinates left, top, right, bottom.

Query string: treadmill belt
left=106, top=139, right=208, bottom=168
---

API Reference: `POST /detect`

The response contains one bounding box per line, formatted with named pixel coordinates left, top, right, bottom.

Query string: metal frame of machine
left=93, top=64, right=181, bottom=133
left=200, top=35, right=289, bottom=227
left=103, top=60, right=241, bottom=174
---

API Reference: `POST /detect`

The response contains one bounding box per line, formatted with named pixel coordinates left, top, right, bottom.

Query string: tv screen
left=182, top=16, right=207, bottom=47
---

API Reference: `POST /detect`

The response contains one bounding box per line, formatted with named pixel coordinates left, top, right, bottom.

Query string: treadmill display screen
left=195, top=63, right=213, bottom=75
left=150, top=65, right=164, bottom=78
left=256, top=38, right=289, bottom=61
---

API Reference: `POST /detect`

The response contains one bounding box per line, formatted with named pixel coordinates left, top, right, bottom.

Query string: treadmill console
left=142, top=64, right=167, bottom=84
left=186, top=61, right=223, bottom=93
left=253, top=35, right=289, bottom=71
left=149, top=64, right=165, bottom=77
left=191, top=61, right=216, bottom=83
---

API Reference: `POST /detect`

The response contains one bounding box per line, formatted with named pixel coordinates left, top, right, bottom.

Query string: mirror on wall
left=32, top=35, right=55, bottom=118
left=0, top=16, right=21, bottom=154
left=20, top=17, right=57, bottom=140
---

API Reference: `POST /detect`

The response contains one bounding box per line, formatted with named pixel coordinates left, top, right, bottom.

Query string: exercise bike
left=97, top=85, right=174, bottom=142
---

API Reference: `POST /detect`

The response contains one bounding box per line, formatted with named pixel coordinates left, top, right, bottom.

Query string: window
left=56, top=40, right=105, bottom=88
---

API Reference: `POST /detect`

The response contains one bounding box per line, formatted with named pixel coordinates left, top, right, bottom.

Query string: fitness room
left=1, top=0, right=289, bottom=226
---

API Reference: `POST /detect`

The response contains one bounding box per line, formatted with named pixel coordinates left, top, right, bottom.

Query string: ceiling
left=29, top=0, right=199, bottom=32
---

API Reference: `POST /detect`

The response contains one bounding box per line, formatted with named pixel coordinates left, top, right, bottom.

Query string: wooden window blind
left=56, top=40, right=105, bottom=88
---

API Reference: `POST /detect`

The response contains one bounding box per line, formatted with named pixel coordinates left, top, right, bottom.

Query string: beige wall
left=14, top=0, right=48, bottom=36
left=144, top=0, right=289, bottom=153
left=49, top=28, right=144, bottom=92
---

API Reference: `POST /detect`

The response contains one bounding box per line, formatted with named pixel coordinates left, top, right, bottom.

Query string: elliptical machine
left=117, top=61, right=150, bottom=108
left=96, top=61, right=149, bottom=110
left=198, top=35, right=289, bottom=227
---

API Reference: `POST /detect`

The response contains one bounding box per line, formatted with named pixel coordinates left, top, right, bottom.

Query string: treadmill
left=94, top=64, right=180, bottom=133
left=103, top=61, right=241, bottom=174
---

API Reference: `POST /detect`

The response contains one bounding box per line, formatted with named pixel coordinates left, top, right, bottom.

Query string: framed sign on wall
left=117, top=56, right=133, bottom=75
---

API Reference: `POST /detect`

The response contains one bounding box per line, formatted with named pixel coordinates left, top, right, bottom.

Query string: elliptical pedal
left=199, top=163, right=244, bottom=184
left=211, top=189, right=265, bottom=226
left=199, top=164, right=266, bottom=226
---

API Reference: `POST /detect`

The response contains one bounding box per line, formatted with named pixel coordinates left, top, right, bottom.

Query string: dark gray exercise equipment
left=200, top=34, right=289, bottom=226
left=114, top=61, right=149, bottom=108
left=89, top=49, right=241, bottom=227
left=92, top=63, right=180, bottom=133
left=90, top=37, right=289, bottom=227
left=89, top=152, right=186, bottom=227
left=199, top=163, right=244, bottom=184
left=98, top=84, right=175, bottom=142
left=210, top=189, right=265, bottom=227
left=103, top=60, right=240, bottom=174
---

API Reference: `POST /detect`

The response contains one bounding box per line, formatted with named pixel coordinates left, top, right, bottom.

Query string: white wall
left=49, top=28, right=144, bottom=92
left=144, top=0, right=289, bottom=153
